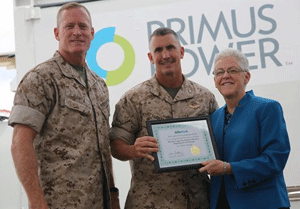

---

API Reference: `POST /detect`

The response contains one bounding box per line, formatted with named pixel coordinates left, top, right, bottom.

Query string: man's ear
left=54, top=27, right=59, bottom=41
left=148, top=52, right=154, bottom=64
left=91, top=27, right=95, bottom=39
left=180, top=46, right=184, bottom=59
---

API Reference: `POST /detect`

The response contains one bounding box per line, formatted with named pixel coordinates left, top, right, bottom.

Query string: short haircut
left=214, top=48, right=249, bottom=72
left=56, top=2, right=92, bottom=27
left=149, top=27, right=180, bottom=45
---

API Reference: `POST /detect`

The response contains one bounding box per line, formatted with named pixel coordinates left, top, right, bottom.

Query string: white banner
left=86, top=0, right=300, bottom=90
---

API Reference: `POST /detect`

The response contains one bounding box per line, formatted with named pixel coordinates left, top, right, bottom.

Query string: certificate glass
left=147, top=116, right=219, bottom=173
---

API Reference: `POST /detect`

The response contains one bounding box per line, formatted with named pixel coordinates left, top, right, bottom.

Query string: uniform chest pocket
left=64, top=97, right=92, bottom=116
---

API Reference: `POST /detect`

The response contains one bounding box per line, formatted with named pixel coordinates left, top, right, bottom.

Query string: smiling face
left=54, top=7, right=94, bottom=63
left=214, top=56, right=251, bottom=101
left=147, top=33, right=184, bottom=86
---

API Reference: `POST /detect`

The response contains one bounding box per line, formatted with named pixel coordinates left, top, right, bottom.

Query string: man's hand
left=110, top=137, right=158, bottom=161
left=133, top=136, right=159, bottom=161
left=110, top=190, right=120, bottom=209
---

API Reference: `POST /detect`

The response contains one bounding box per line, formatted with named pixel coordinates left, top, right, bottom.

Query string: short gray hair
left=214, top=48, right=249, bottom=72
left=149, top=27, right=180, bottom=45
left=57, top=2, right=92, bottom=28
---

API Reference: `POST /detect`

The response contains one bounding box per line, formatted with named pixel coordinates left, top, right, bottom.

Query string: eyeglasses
left=213, top=67, right=246, bottom=77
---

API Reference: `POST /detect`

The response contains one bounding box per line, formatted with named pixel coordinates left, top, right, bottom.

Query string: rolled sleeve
left=8, top=68, right=55, bottom=133
left=110, top=93, right=140, bottom=145
left=109, top=126, right=135, bottom=145
left=8, top=105, right=46, bottom=133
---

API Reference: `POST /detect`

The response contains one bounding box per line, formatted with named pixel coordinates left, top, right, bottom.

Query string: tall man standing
left=9, top=2, right=119, bottom=209
left=110, top=27, right=218, bottom=208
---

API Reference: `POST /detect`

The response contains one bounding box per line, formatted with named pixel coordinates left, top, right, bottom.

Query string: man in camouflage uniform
left=9, top=2, right=119, bottom=209
left=110, top=27, right=218, bottom=208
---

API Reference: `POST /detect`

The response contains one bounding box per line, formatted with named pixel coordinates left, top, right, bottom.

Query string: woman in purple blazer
left=200, top=49, right=290, bottom=209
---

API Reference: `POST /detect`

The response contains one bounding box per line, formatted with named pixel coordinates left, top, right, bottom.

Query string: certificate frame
left=146, top=116, right=219, bottom=173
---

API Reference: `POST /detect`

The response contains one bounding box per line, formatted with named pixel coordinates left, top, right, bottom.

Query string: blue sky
left=0, top=0, right=15, bottom=111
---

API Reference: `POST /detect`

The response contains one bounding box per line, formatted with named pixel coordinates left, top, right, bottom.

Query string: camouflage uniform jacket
left=9, top=52, right=113, bottom=209
left=110, top=76, right=218, bottom=209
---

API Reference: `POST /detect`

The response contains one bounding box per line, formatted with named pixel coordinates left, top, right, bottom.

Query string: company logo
left=87, top=27, right=135, bottom=86
left=147, top=4, right=282, bottom=77
left=175, top=130, right=188, bottom=134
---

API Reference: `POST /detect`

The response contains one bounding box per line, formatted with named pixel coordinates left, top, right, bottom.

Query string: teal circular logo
left=87, top=27, right=135, bottom=86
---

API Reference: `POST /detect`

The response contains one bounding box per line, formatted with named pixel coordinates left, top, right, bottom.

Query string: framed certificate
left=146, top=116, right=219, bottom=173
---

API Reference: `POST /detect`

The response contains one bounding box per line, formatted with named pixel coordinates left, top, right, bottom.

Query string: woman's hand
left=199, top=160, right=232, bottom=176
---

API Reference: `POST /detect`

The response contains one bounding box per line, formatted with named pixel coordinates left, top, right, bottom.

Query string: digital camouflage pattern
left=9, top=52, right=113, bottom=209
left=110, top=76, right=218, bottom=209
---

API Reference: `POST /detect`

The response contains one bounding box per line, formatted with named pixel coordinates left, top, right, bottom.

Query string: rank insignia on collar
left=189, top=104, right=200, bottom=109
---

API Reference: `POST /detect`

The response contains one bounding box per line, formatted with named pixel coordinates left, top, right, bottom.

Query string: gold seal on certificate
left=191, top=145, right=201, bottom=156
left=147, top=116, right=219, bottom=173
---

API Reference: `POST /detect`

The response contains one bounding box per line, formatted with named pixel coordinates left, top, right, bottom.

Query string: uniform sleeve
left=8, top=71, right=55, bottom=133
left=109, top=94, right=140, bottom=145
left=231, top=101, right=290, bottom=189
